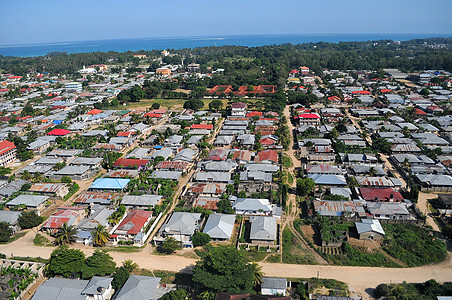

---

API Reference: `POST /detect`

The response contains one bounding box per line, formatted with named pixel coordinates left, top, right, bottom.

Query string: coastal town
left=0, top=45, right=451, bottom=300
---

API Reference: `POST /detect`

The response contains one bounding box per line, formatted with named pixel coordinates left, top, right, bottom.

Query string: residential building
left=202, top=213, right=236, bottom=241
left=0, top=140, right=16, bottom=166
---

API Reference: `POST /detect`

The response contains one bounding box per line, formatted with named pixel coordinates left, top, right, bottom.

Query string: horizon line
left=1, top=32, right=451, bottom=48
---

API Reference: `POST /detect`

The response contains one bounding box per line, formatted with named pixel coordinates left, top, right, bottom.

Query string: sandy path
left=417, top=191, right=440, bottom=232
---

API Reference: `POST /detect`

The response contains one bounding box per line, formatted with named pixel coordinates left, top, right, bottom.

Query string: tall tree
left=92, top=225, right=110, bottom=247
left=54, top=223, right=76, bottom=245
left=192, top=245, right=258, bottom=293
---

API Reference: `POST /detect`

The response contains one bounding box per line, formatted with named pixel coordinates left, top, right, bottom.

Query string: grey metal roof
left=150, top=148, right=173, bottom=160
left=115, top=275, right=161, bottom=300
left=261, top=277, right=287, bottom=290
left=173, top=148, right=197, bottom=162
left=330, top=187, right=352, bottom=199
left=249, top=216, right=277, bottom=241
left=203, top=161, right=237, bottom=172
left=54, top=166, right=90, bottom=176
left=308, top=174, right=347, bottom=186
left=0, top=210, right=21, bottom=225
left=240, top=171, right=272, bottom=182
left=35, top=156, right=64, bottom=165
left=416, top=174, right=452, bottom=187
left=32, top=278, right=88, bottom=300
left=126, top=148, right=150, bottom=159
left=232, top=198, right=272, bottom=213
left=81, top=277, right=113, bottom=296
left=203, top=213, right=236, bottom=239
left=245, top=163, right=279, bottom=173
left=150, top=170, right=182, bottom=180
left=0, top=179, right=30, bottom=197
left=195, top=172, right=231, bottom=182
left=355, top=219, right=385, bottom=235
left=7, top=195, right=49, bottom=207
left=161, top=212, right=202, bottom=235
left=122, top=195, right=163, bottom=207
left=69, top=157, right=103, bottom=166
left=77, top=207, right=115, bottom=231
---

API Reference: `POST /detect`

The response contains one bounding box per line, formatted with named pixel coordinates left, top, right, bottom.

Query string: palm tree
left=367, top=167, right=377, bottom=177
left=92, top=225, right=110, bottom=247
left=251, top=262, right=263, bottom=288
left=21, top=170, right=32, bottom=181
left=122, top=260, right=138, bottom=272
left=54, top=223, right=76, bottom=245
left=107, top=214, right=122, bottom=226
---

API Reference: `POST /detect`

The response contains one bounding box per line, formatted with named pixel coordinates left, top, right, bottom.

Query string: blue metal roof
left=89, top=178, right=130, bottom=190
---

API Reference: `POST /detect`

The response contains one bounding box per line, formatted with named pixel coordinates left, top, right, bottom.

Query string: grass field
left=122, top=98, right=260, bottom=111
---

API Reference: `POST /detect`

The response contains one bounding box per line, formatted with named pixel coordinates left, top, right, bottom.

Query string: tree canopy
left=192, top=245, right=258, bottom=293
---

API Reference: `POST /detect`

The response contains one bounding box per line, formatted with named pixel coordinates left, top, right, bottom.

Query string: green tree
left=192, top=232, right=211, bottom=247
left=21, top=170, right=32, bottom=181
left=61, top=176, right=72, bottom=183
left=420, top=88, right=430, bottom=96
left=54, top=223, right=77, bottom=245
left=112, top=266, right=130, bottom=290
left=192, top=245, right=257, bottom=293
left=82, top=250, right=116, bottom=278
left=18, top=210, right=44, bottom=229
left=367, top=167, right=377, bottom=177
left=92, top=225, right=110, bottom=247
left=372, top=138, right=392, bottom=155
left=183, top=99, right=204, bottom=110
left=0, top=167, right=12, bottom=177
left=152, top=103, right=161, bottom=109
left=296, top=177, right=315, bottom=196
left=160, top=237, right=182, bottom=254
left=160, top=289, right=189, bottom=300
left=216, top=199, right=234, bottom=214
left=208, top=99, right=223, bottom=111
left=47, top=246, right=86, bottom=278
left=238, top=190, right=247, bottom=198
left=0, top=222, right=12, bottom=242
left=122, top=260, right=138, bottom=273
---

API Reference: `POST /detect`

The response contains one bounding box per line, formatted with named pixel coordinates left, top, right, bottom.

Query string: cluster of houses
left=291, top=66, right=452, bottom=243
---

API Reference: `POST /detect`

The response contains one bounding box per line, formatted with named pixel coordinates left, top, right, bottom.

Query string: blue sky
left=1, top=0, right=451, bottom=45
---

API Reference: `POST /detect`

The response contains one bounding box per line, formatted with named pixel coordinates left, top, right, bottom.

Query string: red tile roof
left=259, top=138, right=276, bottom=146
left=155, top=161, right=190, bottom=170
left=0, top=140, right=16, bottom=156
left=117, top=131, right=132, bottom=137
left=87, top=109, right=103, bottom=115
left=246, top=111, right=263, bottom=118
left=144, top=112, right=163, bottom=118
left=257, top=149, right=278, bottom=163
left=414, top=108, right=427, bottom=115
left=47, top=129, right=71, bottom=136
left=113, top=159, right=149, bottom=168
left=295, top=113, right=320, bottom=119
left=359, top=187, right=403, bottom=202
left=116, top=210, right=152, bottom=235
left=380, top=89, right=392, bottom=93
left=191, top=124, right=213, bottom=130
left=352, top=90, right=372, bottom=95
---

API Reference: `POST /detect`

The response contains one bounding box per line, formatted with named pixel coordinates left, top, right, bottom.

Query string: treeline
left=1, top=38, right=451, bottom=76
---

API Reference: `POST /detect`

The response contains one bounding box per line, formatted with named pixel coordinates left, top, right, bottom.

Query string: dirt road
left=2, top=237, right=451, bottom=300
left=417, top=192, right=441, bottom=232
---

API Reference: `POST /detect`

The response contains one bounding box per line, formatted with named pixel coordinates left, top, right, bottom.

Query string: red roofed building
left=414, top=108, right=427, bottom=115
left=352, top=90, right=372, bottom=95
left=0, top=140, right=16, bottom=166
left=380, top=89, right=392, bottom=93
left=117, top=131, right=133, bottom=137
left=294, top=113, right=321, bottom=125
left=155, top=161, right=190, bottom=172
left=114, top=210, right=153, bottom=241
left=144, top=112, right=163, bottom=118
left=359, top=187, right=404, bottom=202
left=113, top=159, right=149, bottom=169
left=41, top=209, right=85, bottom=234
left=328, top=96, right=341, bottom=102
left=209, top=85, right=233, bottom=95
left=246, top=111, right=263, bottom=118
left=16, top=116, right=32, bottom=121
left=256, top=149, right=278, bottom=164
left=191, top=124, right=213, bottom=130
left=259, top=137, right=276, bottom=147
left=300, top=66, right=310, bottom=74
left=51, top=105, right=66, bottom=110
left=87, top=109, right=103, bottom=115
left=47, top=129, right=71, bottom=136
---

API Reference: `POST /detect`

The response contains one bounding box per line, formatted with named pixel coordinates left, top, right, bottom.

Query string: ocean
left=0, top=33, right=449, bottom=57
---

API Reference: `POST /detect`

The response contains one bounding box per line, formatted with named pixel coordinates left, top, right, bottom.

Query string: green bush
left=382, top=224, right=447, bottom=267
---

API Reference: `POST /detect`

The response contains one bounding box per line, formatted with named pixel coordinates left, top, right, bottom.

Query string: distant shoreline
left=1, top=33, right=450, bottom=57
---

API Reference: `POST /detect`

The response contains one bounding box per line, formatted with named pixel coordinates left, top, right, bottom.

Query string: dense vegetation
left=375, top=280, right=452, bottom=300
left=382, top=224, right=447, bottom=267
left=1, top=39, right=451, bottom=85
